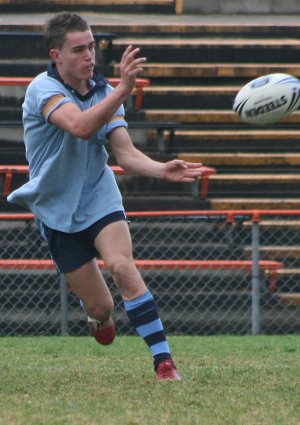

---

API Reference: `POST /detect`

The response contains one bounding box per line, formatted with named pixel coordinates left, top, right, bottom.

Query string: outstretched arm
left=109, top=127, right=204, bottom=182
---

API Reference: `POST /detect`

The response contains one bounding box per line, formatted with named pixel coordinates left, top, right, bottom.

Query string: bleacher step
left=205, top=173, right=300, bottom=197
left=178, top=153, right=300, bottom=167
left=210, top=198, right=300, bottom=210
left=143, top=85, right=239, bottom=109
left=1, top=16, right=300, bottom=37
left=276, top=293, right=300, bottom=306
left=144, top=109, right=300, bottom=124
left=150, top=129, right=300, bottom=153
left=0, top=0, right=180, bottom=13
left=139, top=62, right=300, bottom=79
left=113, top=37, right=300, bottom=63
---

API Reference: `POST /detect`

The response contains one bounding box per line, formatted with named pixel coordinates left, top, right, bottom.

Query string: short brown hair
left=44, top=12, right=90, bottom=51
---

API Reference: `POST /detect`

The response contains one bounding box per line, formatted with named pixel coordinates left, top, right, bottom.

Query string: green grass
left=0, top=335, right=299, bottom=425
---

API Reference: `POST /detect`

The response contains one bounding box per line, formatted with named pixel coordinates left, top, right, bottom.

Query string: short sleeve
left=105, top=109, right=128, bottom=135
left=30, top=76, right=73, bottom=122
left=103, top=84, right=128, bottom=135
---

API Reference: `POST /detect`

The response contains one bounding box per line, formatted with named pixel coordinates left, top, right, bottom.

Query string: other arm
left=109, top=127, right=204, bottom=183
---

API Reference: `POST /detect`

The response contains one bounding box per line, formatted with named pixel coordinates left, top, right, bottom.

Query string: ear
left=49, top=48, right=62, bottom=64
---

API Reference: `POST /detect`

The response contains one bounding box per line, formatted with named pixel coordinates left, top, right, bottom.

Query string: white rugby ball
left=233, top=73, right=300, bottom=125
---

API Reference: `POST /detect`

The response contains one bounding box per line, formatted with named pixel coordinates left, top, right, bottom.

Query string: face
left=51, top=29, right=96, bottom=87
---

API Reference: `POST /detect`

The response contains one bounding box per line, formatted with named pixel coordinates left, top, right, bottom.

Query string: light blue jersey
left=7, top=64, right=127, bottom=233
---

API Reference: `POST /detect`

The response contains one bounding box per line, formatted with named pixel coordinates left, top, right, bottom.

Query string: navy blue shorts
left=42, top=211, right=127, bottom=273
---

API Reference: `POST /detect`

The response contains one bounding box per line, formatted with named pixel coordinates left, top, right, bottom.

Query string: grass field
left=0, top=335, right=299, bottom=425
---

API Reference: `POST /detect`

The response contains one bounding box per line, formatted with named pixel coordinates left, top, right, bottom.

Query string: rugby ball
left=233, top=73, right=300, bottom=125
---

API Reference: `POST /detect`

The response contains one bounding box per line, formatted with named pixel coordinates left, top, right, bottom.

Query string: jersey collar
left=47, top=61, right=108, bottom=101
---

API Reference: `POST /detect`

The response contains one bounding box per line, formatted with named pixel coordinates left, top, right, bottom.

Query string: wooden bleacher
left=0, top=8, right=299, bottom=336
left=1, top=13, right=300, bottom=209
left=244, top=246, right=300, bottom=261
left=144, top=110, right=300, bottom=125
left=110, top=19, right=300, bottom=210
left=177, top=153, right=300, bottom=167
left=210, top=199, right=300, bottom=210
left=0, top=0, right=182, bottom=14
left=141, top=63, right=300, bottom=79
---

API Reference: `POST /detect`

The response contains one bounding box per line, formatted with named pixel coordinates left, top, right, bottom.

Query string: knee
left=106, top=256, right=134, bottom=282
left=105, top=256, right=148, bottom=299
left=87, top=298, right=114, bottom=323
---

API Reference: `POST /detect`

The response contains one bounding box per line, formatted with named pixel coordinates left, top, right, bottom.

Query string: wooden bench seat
left=146, top=127, right=300, bottom=140
left=210, top=198, right=300, bottom=210
left=244, top=246, right=300, bottom=260
left=142, top=85, right=240, bottom=109
left=277, top=293, right=300, bottom=305
left=114, top=37, right=300, bottom=49
left=1, top=16, right=300, bottom=37
left=178, top=153, right=300, bottom=167
left=270, top=268, right=300, bottom=276
left=265, top=267, right=300, bottom=291
left=44, top=20, right=300, bottom=38
left=140, top=63, right=300, bottom=79
left=43, top=0, right=175, bottom=5
left=143, top=85, right=239, bottom=96
left=113, top=37, right=300, bottom=63
left=266, top=268, right=300, bottom=306
left=145, top=109, right=300, bottom=124
left=210, top=173, right=300, bottom=185
left=243, top=220, right=300, bottom=229
left=206, top=174, right=300, bottom=199
left=143, top=128, right=300, bottom=153
left=165, top=129, right=300, bottom=142
left=0, top=0, right=182, bottom=13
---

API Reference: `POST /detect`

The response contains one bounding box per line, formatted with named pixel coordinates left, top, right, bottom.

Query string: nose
left=84, top=47, right=94, bottom=62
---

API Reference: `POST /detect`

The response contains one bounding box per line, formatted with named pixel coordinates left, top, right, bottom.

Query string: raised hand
left=118, top=45, right=147, bottom=93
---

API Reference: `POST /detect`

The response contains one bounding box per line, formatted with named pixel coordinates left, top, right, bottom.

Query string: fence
left=0, top=210, right=300, bottom=337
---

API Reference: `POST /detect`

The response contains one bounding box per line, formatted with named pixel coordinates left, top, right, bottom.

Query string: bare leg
left=94, top=220, right=147, bottom=300
left=66, top=258, right=114, bottom=328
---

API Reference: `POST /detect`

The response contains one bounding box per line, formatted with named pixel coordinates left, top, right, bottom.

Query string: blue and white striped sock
left=124, top=291, right=171, bottom=368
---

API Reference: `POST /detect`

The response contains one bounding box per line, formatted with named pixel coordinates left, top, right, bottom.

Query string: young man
left=8, top=12, right=204, bottom=381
